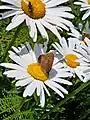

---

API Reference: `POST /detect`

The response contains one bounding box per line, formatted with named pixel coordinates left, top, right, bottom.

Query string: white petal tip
left=82, top=17, right=85, bottom=21
left=3, top=72, right=7, bottom=75
left=0, top=63, right=3, bottom=66
left=69, top=82, right=73, bottom=85
left=33, top=37, right=37, bottom=42
left=82, top=79, right=88, bottom=82
left=15, top=82, right=19, bottom=87
left=23, top=93, right=27, bottom=97
left=61, top=95, right=64, bottom=98
left=48, top=94, right=51, bottom=97
left=41, top=104, right=44, bottom=108
left=65, top=91, right=68, bottom=94
left=6, top=28, right=10, bottom=31
left=72, top=15, right=75, bottom=18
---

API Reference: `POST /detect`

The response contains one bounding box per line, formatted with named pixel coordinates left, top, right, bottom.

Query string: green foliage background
left=0, top=0, right=90, bottom=120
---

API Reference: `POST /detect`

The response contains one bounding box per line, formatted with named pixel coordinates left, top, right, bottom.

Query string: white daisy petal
left=47, top=80, right=68, bottom=94
left=15, top=77, right=33, bottom=87
left=40, top=85, right=45, bottom=107
left=26, top=42, right=32, bottom=52
left=36, top=81, right=42, bottom=96
left=12, top=46, right=21, bottom=53
left=43, top=83, right=50, bottom=96
left=56, top=71, right=73, bottom=78
left=36, top=20, right=49, bottom=40
left=0, top=5, right=17, bottom=10
left=3, top=70, right=29, bottom=80
left=0, top=63, right=25, bottom=71
left=23, top=81, right=37, bottom=97
left=26, top=18, right=37, bottom=42
left=82, top=10, right=90, bottom=20
left=46, top=0, right=68, bottom=8
left=53, top=62, right=65, bottom=69
left=1, top=0, right=21, bottom=7
left=52, top=43, right=64, bottom=55
left=44, top=15, right=69, bottom=31
left=6, top=14, right=25, bottom=31
left=52, top=78, right=72, bottom=85
left=34, top=43, right=43, bottom=59
left=9, top=51, right=31, bottom=68
left=1, top=10, right=23, bottom=19
left=46, top=7, right=71, bottom=12
left=41, top=19, right=61, bottom=40
left=45, top=81, right=64, bottom=98
left=60, top=37, right=68, bottom=48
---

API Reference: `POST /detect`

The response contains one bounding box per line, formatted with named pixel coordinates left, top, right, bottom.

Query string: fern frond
left=0, top=93, right=37, bottom=120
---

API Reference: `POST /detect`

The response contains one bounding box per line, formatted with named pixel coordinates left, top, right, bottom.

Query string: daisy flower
left=0, top=0, right=74, bottom=42
left=53, top=37, right=89, bottom=82
left=74, top=0, right=90, bottom=20
left=68, top=21, right=90, bottom=44
left=76, top=37, right=90, bottom=81
left=0, top=42, right=72, bottom=107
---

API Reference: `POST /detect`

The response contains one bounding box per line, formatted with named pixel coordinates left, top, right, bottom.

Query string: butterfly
left=38, top=52, right=54, bottom=74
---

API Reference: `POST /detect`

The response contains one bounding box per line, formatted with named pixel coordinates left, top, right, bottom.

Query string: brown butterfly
left=38, top=52, right=54, bottom=74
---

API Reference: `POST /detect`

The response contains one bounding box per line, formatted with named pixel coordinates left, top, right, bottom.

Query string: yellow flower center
left=21, top=0, right=46, bottom=19
left=82, top=34, right=90, bottom=42
left=65, top=54, right=80, bottom=68
left=27, top=63, right=48, bottom=81
left=88, top=0, right=90, bottom=4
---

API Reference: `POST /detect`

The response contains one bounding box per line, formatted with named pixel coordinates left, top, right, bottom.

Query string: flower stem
left=41, top=81, right=90, bottom=120
left=78, top=109, right=90, bottom=120
left=1, top=24, right=22, bottom=62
